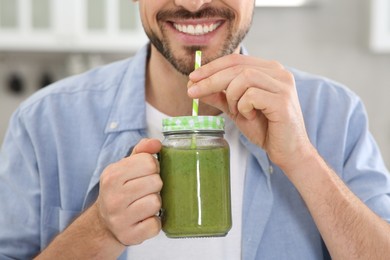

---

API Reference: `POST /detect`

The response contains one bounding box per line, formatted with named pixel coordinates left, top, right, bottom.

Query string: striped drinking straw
left=192, top=50, right=202, bottom=116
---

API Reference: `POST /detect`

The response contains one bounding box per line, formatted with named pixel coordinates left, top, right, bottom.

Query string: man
left=1, top=0, right=390, bottom=259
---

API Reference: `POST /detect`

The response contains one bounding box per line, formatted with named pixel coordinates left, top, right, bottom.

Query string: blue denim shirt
left=1, top=45, right=390, bottom=260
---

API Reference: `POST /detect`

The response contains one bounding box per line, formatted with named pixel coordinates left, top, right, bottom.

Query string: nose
left=174, top=0, right=212, bottom=12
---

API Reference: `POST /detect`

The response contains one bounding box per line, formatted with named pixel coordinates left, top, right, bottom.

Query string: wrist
left=279, top=144, right=323, bottom=180
left=35, top=202, right=126, bottom=259
left=92, top=202, right=128, bottom=249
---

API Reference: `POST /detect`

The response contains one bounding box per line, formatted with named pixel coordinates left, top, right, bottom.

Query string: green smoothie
left=160, top=146, right=231, bottom=238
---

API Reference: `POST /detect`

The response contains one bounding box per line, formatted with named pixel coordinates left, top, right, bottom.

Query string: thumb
left=131, top=138, right=162, bottom=156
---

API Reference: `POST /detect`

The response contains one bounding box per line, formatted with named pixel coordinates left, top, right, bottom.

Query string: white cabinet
left=0, top=0, right=147, bottom=52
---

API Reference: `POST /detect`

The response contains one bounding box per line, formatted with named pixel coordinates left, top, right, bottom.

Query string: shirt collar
left=105, top=44, right=150, bottom=133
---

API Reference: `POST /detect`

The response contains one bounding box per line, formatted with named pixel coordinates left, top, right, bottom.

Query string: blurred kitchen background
left=1, top=0, right=390, bottom=167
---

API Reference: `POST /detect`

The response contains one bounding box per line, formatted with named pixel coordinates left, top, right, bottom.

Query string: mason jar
left=159, top=116, right=231, bottom=238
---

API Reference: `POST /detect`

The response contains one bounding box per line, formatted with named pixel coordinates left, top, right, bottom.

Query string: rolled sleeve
left=342, top=99, right=390, bottom=222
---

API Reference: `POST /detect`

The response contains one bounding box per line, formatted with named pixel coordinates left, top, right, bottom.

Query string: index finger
left=189, top=54, right=283, bottom=82
left=117, top=138, right=161, bottom=181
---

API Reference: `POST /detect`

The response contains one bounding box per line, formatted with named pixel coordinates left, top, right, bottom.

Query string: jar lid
left=162, top=116, right=225, bottom=133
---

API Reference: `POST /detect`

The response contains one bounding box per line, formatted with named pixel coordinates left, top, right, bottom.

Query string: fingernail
left=188, top=85, right=199, bottom=97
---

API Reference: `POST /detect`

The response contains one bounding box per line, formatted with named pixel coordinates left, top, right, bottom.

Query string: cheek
left=138, top=3, right=157, bottom=31
left=223, top=2, right=252, bottom=33
left=235, top=2, right=254, bottom=24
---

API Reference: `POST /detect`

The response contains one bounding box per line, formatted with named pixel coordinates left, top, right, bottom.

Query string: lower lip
left=167, top=22, right=225, bottom=46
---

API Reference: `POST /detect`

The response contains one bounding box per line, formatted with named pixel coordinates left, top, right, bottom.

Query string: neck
left=145, top=45, right=221, bottom=117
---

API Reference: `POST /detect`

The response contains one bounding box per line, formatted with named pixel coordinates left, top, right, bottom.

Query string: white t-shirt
left=127, top=103, right=248, bottom=260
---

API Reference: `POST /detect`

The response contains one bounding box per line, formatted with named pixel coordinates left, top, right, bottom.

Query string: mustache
left=157, top=7, right=235, bottom=21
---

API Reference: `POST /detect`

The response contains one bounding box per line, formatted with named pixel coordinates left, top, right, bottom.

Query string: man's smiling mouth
left=172, top=22, right=222, bottom=36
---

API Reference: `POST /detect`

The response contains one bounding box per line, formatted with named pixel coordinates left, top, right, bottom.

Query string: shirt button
left=110, top=122, right=118, bottom=129
left=269, top=165, right=274, bottom=174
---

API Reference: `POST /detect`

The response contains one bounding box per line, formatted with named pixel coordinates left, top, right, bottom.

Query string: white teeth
left=195, top=24, right=203, bottom=34
left=173, top=22, right=221, bottom=35
left=187, top=25, right=195, bottom=34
